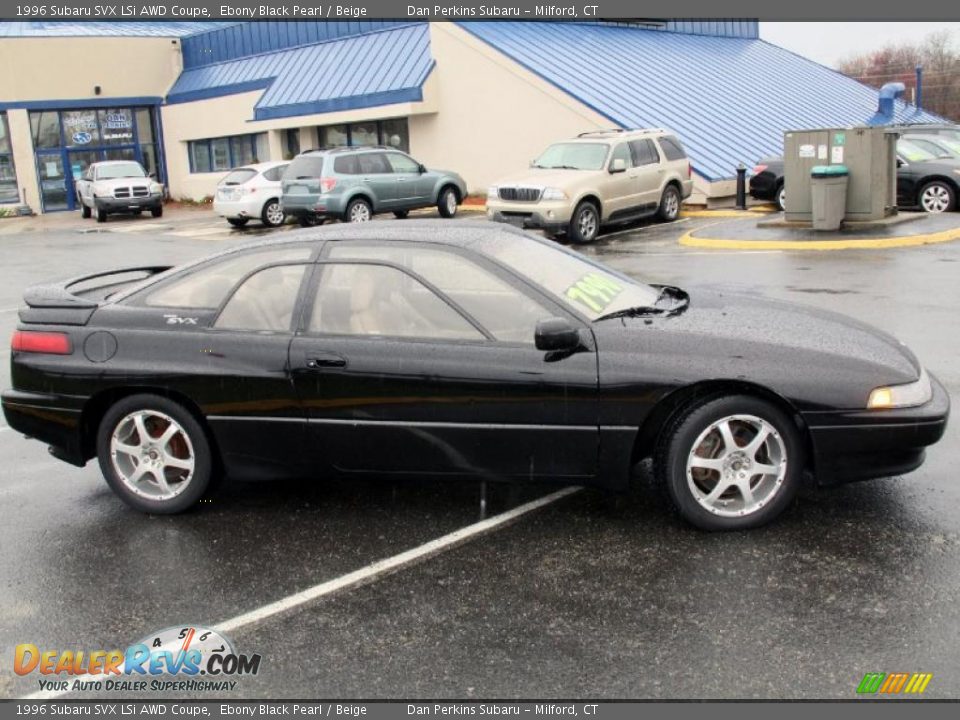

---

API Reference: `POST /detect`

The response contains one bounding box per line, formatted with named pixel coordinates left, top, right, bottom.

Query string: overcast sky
left=760, top=23, right=960, bottom=67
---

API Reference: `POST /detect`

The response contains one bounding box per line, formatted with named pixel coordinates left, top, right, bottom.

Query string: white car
left=213, top=162, right=289, bottom=228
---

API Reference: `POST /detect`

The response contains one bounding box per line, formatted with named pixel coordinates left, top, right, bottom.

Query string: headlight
left=487, top=186, right=499, bottom=200
left=867, top=368, right=932, bottom=409
left=149, top=183, right=163, bottom=194
left=541, top=187, right=568, bottom=201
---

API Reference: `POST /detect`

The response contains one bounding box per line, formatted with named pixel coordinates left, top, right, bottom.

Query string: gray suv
left=281, top=147, right=467, bottom=226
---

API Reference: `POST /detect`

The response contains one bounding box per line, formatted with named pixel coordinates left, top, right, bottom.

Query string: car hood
left=493, top=168, right=596, bottom=188
left=594, top=289, right=921, bottom=410
left=93, top=177, right=152, bottom=188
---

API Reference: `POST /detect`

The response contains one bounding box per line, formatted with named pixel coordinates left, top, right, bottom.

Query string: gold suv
left=487, top=129, right=694, bottom=243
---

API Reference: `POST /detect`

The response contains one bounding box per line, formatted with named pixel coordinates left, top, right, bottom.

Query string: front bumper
left=485, top=199, right=573, bottom=233
left=95, top=194, right=162, bottom=212
left=803, top=373, right=950, bottom=484
left=1, top=388, right=87, bottom=466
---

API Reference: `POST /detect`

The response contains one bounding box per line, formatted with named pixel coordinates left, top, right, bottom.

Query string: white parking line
left=23, top=485, right=580, bottom=700
left=0, top=306, right=19, bottom=313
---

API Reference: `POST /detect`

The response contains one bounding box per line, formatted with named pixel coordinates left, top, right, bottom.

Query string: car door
left=604, top=142, right=640, bottom=218
left=385, top=152, right=431, bottom=207
left=79, top=167, right=95, bottom=204
left=289, top=244, right=599, bottom=479
left=356, top=152, right=397, bottom=210
left=630, top=139, right=666, bottom=210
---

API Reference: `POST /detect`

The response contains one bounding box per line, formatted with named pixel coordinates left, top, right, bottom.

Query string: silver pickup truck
left=75, top=160, right=164, bottom=223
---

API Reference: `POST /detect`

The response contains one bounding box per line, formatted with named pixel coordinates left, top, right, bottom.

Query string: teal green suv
left=281, top=147, right=467, bottom=226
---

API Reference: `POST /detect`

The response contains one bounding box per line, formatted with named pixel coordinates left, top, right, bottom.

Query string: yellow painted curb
left=680, top=209, right=757, bottom=218
left=679, top=223, right=960, bottom=251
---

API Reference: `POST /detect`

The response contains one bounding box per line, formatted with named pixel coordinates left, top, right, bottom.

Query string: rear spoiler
left=20, top=266, right=172, bottom=325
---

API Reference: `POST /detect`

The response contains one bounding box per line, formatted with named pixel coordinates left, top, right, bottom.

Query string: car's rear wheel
left=657, top=185, right=682, bottom=222
left=79, top=197, right=91, bottom=219
left=96, top=208, right=108, bottom=223
left=393, top=210, right=410, bottom=219
left=261, top=199, right=285, bottom=227
left=97, top=394, right=213, bottom=514
left=568, top=200, right=600, bottom=244
left=656, top=394, right=803, bottom=531
left=776, top=183, right=786, bottom=212
left=297, top=214, right=323, bottom=227
left=438, top=186, right=459, bottom=218
left=919, top=181, right=955, bottom=213
left=345, top=198, right=372, bottom=223
left=227, top=217, right=249, bottom=228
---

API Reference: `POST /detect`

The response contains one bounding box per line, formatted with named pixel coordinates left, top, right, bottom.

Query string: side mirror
left=609, top=158, right=627, bottom=173
left=535, top=317, right=581, bottom=352
left=148, top=172, right=157, bottom=180
left=418, top=164, right=427, bottom=174
left=896, top=158, right=905, bottom=168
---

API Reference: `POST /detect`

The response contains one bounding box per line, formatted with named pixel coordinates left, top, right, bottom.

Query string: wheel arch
left=575, top=193, right=603, bottom=218
left=436, top=181, right=461, bottom=204
left=630, top=379, right=815, bottom=474
left=345, top=191, right=376, bottom=212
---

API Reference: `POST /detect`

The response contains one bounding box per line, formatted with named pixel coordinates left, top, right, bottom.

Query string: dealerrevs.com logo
left=856, top=672, right=933, bottom=696
left=15, top=626, right=261, bottom=693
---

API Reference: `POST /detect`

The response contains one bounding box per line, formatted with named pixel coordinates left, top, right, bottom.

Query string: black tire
left=132, top=209, right=143, bottom=216
left=655, top=394, right=803, bottom=531
left=151, top=205, right=163, bottom=218
left=393, top=210, right=410, bottom=219
left=297, top=214, right=323, bottom=228
left=96, top=394, right=215, bottom=514
left=344, top=197, right=372, bottom=223
left=79, top=198, right=91, bottom=219
left=775, top=183, right=786, bottom=212
left=567, top=200, right=600, bottom=244
left=437, top=186, right=459, bottom=218
left=656, top=184, right=682, bottom=222
left=918, top=181, right=956, bottom=213
left=261, top=199, right=285, bottom=227
left=96, top=207, right=108, bottom=223
left=227, top=217, right=250, bottom=228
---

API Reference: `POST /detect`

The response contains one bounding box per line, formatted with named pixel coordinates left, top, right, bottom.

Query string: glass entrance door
left=66, top=150, right=100, bottom=209
left=36, top=152, right=68, bottom=212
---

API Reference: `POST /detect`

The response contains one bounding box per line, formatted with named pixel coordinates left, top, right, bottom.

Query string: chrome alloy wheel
left=264, top=201, right=285, bottom=226
left=578, top=206, right=598, bottom=240
left=349, top=202, right=371, bottom=222
left=685, top=414, right=787, bottom=518
left=110, top=410, right=195, bottom=500
left=921, top=184, right=951, bottom=213
left=663, top=190, right=680, bottom=220
left=445, top=190, right=458, bottom=215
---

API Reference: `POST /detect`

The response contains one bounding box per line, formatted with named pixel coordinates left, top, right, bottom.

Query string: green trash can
left=810, top=165, right=849, bottom=231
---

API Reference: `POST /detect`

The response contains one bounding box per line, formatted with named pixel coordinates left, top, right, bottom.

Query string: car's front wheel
left=345, top=198, right=372, bottom=223
left=151, top=205, right=163, bottom=218
left=567, top=200, right=600, bottom=244
left=97, top=394, right=214, bottom=514
left=919, top=181, right=956, bottom=213
left=657, top=185, right=681, bottom=222
left=297, top=214, right=323, bottom=228
left=438, top=186, right=459, bottom=218
left=261, top=199, right=285, bottom=227
left=96, top=207, right=108, bottom=223
left=656, top=394, right=803, bottom=531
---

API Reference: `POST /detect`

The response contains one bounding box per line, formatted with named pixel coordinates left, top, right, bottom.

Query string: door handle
left=305, top=352, right=347, bottom=369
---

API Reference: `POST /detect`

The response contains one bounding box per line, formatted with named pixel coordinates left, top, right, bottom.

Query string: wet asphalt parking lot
left=0, top=208, right=959, bottom=699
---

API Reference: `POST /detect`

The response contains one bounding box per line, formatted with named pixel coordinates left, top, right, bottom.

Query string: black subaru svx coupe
left=1, top=222, right=949, bottom=530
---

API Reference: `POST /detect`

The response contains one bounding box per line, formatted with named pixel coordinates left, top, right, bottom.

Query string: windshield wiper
left=594, top=285, right=690, bottom=321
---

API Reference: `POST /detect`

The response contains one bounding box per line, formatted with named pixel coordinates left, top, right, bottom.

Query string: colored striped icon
left=857, top=672, right=933, bottom=695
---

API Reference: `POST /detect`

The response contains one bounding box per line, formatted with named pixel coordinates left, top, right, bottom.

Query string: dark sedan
left=2, top=222, right=949, bottom=530
left=749, top=157, right=786, bottom=211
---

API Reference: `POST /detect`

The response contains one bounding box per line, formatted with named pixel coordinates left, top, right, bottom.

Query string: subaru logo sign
left=72, top=132, right=92, bottom=145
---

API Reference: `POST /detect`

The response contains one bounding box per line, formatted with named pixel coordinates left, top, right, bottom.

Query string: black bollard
left=735, top=164, right=747, bottom=210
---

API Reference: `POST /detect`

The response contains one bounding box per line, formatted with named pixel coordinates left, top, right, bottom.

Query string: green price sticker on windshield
left=566, top=272, right=623, bottom=313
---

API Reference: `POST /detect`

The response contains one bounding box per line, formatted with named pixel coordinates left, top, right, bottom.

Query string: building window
left=283, top=129, right=300, bottom=159
left=188, top=133, right=267, bottom=173
left=30, top=111, right=60, bottom=149
left=0, top=112, right=18, bottom=204
left=315, top=118, right=409, bottom=153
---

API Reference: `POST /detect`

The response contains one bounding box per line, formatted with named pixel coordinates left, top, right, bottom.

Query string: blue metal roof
left=461, top=22, right=946, bottom=181
left=167, top=23, right=433, bottom=121
left=0, top=21, right=231, bottom=37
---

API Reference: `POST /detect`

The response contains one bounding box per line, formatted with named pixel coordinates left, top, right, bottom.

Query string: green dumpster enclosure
left=811, top=165, right=849, bottom=231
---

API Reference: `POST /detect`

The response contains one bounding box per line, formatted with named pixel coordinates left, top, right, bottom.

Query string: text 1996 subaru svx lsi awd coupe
left=1, top=222, right=948, bottom=530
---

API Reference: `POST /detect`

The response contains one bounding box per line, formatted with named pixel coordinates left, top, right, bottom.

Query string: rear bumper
left=1, top=388, right=87, bottom=466
left=213, top=197, right=264, bottom=219
left=803, top=374, right=950, bottom=484
left=282, top=194, right=347, bottom=218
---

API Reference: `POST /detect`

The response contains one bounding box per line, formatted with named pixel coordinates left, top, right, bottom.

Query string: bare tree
left=837, top=31, right=960, bottom=121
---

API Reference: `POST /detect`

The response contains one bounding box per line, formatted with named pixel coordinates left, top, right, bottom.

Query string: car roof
left=229, top=161, right=288, bottom=172
left=571, top=128, right=673, bottom=142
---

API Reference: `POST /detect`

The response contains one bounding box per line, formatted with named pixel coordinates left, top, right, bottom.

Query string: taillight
left=320, top=177, right=337, bottom=193
left=752, top=164, right=768, bottom=175
left=11, top=331, right=73, bottom=355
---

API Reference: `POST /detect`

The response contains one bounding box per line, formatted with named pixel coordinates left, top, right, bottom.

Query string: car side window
left=386, top=153, right=420, bottom=174
left=630, top=139, right=660, bottom=166
left=215, top=264, right=307, bottom=332
left=333, top=155, right=359, bottom=175
left=610, top=143, right=632, bottom=169
left=308, top=263, right=483, bottom=341
left=356, top=153, right=391, bottom=175
left=144, top=247, right=312, bottom=309
left=262, top=165, right=287, bottom=182
left=327, top=245, right=554, bottom=344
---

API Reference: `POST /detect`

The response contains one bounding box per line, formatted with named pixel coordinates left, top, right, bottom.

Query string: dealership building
left=0, top=19, right=945, bottom=214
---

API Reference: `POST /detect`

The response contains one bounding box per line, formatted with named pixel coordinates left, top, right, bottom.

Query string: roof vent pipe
left=877, top=82, right=906, bottom=118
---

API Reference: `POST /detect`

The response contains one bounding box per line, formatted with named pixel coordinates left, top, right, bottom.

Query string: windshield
left=486, top=235, right=660, bottom=320
left=534, top=143, right=609, bottom=171
left=898, top=139, right=937, bottom=162
left=936, top=138, right=960, bottom=156
left=97, top=162, right=146, bottom=180
left=221, top=169, right=257, bottom=186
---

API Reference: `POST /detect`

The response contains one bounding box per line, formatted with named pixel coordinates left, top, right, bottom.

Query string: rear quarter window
left=658, top=136, right=688, bottom=161
left=285, top=156, right=325, bottom=179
